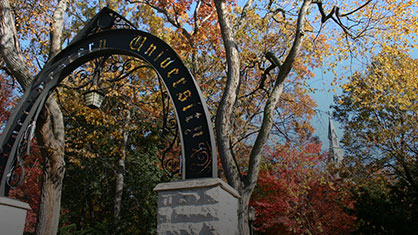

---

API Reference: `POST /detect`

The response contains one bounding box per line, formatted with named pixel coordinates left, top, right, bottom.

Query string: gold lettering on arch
left=168, top=68, right=179, bottom=78
left=145, top=44, right=157, bottom=56
left=154, top=51, right=164, bottom=62
left=99, top=39, right=106, bottom=48
left=172, top=77, right=186, bottom=88
left=129, top=35, right=147, bottom=51
left=160, top=58, right=174, bottom=69
left=177, top=90, right=192, bottom=102
left=182, top=104, right=194, bottom=112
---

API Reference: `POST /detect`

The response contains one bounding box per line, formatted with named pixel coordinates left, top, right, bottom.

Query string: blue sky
left=309, top=68, right=342, bottom=150
left=309, top=46, right=418, bottom=150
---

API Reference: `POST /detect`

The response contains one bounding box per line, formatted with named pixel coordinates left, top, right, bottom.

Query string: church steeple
left=328, top=116, right=344, bottom=166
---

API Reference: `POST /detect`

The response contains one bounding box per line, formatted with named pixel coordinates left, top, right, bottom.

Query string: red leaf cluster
left=8, top=148, right=42, bottom=233
left=251, top=142, right=356, bottom=234
left=0, top=79, right=14, bottom=123
left=1, top=78, right=41, bottom=233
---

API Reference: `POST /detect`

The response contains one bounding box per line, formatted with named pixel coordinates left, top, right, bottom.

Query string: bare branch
left=229, top=136, right=244, bottom=182
left=313, top=0, right=373, bottom=38
left=193, top=0, right=202, bottom=33
left=247, top=0, right=312, bottom=188
left=339, top=0, right=372, bottom=17
left=192, top=0, right=215, bottom=36
left=49, top=0, right=69, bottom=58
left=231, top=130, right=259, bottom=149
left=314, top=1, right=336, bottom=23
left=234, top=0, right=254, bottom=32
left=197, top=9, right=216, bottom=33
left=265, top=51, right=282, bottom=67
left=258, top=64, right=275, bottom=91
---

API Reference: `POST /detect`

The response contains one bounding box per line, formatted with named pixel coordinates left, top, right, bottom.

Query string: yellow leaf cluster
left=340, top=47, right=418, bottom=112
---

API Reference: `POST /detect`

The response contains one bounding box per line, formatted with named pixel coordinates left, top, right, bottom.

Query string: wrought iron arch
left=0, top=8, right=216, bottom=196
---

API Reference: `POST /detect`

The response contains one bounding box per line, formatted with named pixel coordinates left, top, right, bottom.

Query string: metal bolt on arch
left=0, top=8, right=217, bottom=196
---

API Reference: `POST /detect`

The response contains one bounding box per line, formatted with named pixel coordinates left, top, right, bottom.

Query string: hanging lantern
left=84, top=90, right=104, bottom=109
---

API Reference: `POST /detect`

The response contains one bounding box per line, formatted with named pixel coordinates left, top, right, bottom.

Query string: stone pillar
left=154, top=178, right=240, bottom=235
left=0, top=197, right=31, bottom=235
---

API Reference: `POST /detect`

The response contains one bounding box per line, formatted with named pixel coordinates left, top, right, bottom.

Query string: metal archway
left=0, top=8, right=217, bottom=196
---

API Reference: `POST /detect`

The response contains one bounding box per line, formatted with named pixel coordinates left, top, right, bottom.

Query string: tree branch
left=214, top=0, right=242, bottom=190
left=229, top=136, right=244, bottom=182
left=0, top=0, right=32, bottom=89
left=133, top=0, right=193, bottom=41
left=233, top=0, right=254, bottom=32
left=314, top=1, right=336, bottom=23
left=313, top=0, right=373, bottom=38
left=339, top=0, right=372, bottom=17
left=266, top=51, right=282, bottom=67
left=49, top=0, right=68, bottom=59
left=247, top=0, right=312, bottom=188
left=193, top=0, right=202, bottom=33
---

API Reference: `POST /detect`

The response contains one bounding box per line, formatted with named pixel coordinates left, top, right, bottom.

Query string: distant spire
left=328, top=115, right=344, bottom=166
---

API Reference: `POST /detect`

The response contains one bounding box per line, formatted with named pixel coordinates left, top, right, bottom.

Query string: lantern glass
left=84, top=90, right=104, bottom=109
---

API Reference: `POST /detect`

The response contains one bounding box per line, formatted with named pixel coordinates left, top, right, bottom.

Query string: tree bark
left=114, top=157, right=125, bottom=224
left=114, top=109, right=130, bottom=228
left=0, top=1, right=68, bottom=234
left=35, top=97, right=65, bottom=235
left=35, top=1, right=68, bottom=233
left=0, top=0, right=32, bottom=89
left=114, top=118, right=129, bottom=225
left=214, top=0, right=242, bottom=192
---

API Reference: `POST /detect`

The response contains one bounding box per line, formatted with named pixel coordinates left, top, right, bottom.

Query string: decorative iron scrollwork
left=157, top=76, right=181, bottom=177
left=59, top=55, right=151, bottom=92
left=70, top=7, right=137, bottom=43
left=190, top=142, right=212, bottom=175
left=6, top=120, right=36, bottom=189
left=158, top=126, right=180, bottom=177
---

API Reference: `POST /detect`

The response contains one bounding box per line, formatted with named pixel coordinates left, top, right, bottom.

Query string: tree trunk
left=114, top=158, right=125, bottom=224
left=114, top=110, right=130, bottom=226
left=35, top=98, right=66, bottom=235
left=1, top=1, right=68, bottom=234
left=238, top=188, right=252, bottom=234
left=34, top=0, right=68, bottom=231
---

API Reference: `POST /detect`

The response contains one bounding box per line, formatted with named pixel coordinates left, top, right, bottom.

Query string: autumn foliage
left=1, top=0, right=418, bottom=233
left=251, top=142, right=356, bottom=234
left=8, top=152, right=42, bottom=233
left=0, top=79, right=42, bottom=233
left=333, top=47, right=418, bottom=233
left=0, top=78, right=13, bottom=124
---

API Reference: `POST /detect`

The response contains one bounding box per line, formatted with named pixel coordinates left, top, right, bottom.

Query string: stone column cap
left=154, top=178, right=240, bottom=199
left=0, top=197, right=31, bottom=210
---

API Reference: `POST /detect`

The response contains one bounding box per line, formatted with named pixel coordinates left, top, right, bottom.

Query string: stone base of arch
left=0, top=197, right=31, bottom=235
left=153, top=178, right=240, bottom=234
